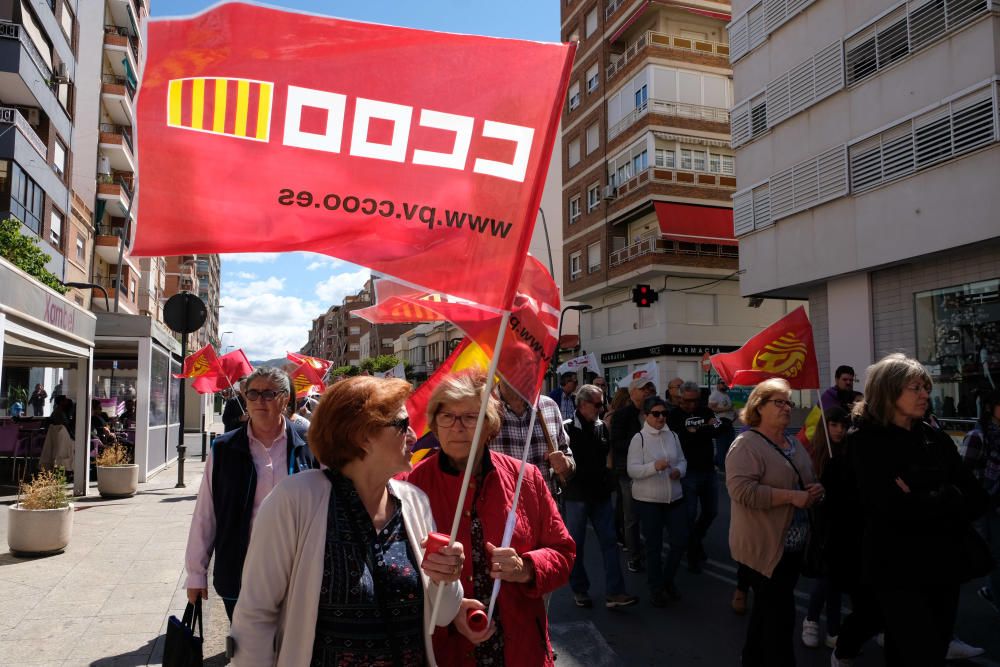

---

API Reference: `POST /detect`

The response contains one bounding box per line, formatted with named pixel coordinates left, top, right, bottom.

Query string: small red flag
left=191, top=349, right=254, bottom=394
left=287, top=352, right=332, bottom=375
left=174, top=344, right=220, bottom=379
left=710, top=306, right=820, bottom=389
left=289, top=362, right=326, bottom=399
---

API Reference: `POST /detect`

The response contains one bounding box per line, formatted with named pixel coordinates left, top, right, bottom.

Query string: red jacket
left=406, top=448, right=575, bottom=667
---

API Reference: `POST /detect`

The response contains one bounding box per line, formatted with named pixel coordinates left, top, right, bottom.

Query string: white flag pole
left=486, top=401, right=538, bottom=622
left=427, top=311, right=511, bottom=633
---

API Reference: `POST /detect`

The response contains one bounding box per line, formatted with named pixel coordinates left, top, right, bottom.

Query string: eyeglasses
left=386, top=416, right=410, bottom=433
left=589, top=401, right=604, bottom=408
left=648, top=410, right=668, bottom=419
left=436, top=412, right=479, bottom=429
left=904, top=383, right=931, bottom=394
left=765, top=399, right=795, bottom=409
left=245, top=389, right=286, bottom=402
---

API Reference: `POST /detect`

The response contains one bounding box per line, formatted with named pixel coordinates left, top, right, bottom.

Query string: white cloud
left=227, top=276, right=285, bottom=300
left=220, top=292, right=320, bottom=361
left=300, top=253, right=348, bottom=272
left=221, top=252, right=281, bottom=264
left=314, top=268, right=370, bottom=304
left=235, top=271, right=257, bottom=280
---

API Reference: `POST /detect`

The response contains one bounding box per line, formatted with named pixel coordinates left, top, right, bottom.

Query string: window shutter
left=908, top=0, right=946, bottom=51
left=764, top=0, right=786, bottom=34
left=880, top=121, right=915, bottom=183
left=849, top=135, right=883, bottom=192
left=769, top=167, right=794, bottom=219
left=817, top=145, right=849, bottom=202
left=875, top=8, right=909, bottom=69
left=950, top=87, right=995, bottom=156
left=788, top=58, right=815, bottom=115
left=845, top=26, right=877, bottom=86
left=787, top=0, right=813, bottom=14
left=752, top=183, right=772, bottom=229
left=792, top=155, right=819, bottom=210
left=748, top=4, right=766, bottom=50
left=813, top=41, right=844, bottom=101
left=731, top=101, right=751, bottom=146
left=947, top=0, right=989, bottom=30
left=767, top=72, right=791, bottom=126
left=913, top=105, right=952, bottom=168
left=734, top=190, right=755, bottom=236
left=729, top=15, right=749, bottom=61
left=750, top=93, right=768, bottom=137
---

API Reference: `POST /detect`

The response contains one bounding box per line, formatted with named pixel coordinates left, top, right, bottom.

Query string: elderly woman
left=231, top=376, right=488, bottom=666
left=185, top=367, right=316, bottom=622
left=726, top=378, right=823, bottom=667
left=407, top=370, right=575, bottom=666
left=840, top=354, right=988, bottom=667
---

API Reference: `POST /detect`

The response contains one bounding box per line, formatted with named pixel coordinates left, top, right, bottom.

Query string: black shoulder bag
left=751, top=430, right=827, bottom=578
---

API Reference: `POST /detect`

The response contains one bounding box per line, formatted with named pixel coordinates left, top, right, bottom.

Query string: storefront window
left=915, top=278, right=999, bottom=420
left=149, top=347, right=169, bottom=427
left=169, top=357, right=181, bottom=426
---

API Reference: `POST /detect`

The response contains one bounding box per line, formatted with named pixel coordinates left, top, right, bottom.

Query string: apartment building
left=729, top=0, right=999, bottom=418
left=560, top=0, right=795, bottom=391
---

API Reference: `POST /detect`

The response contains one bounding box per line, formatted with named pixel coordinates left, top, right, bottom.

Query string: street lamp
left=220, top=330, right=233, bottom=351
left=552, top=304, right=593, bottom=385
left=62, top=281, right=109, bottom=311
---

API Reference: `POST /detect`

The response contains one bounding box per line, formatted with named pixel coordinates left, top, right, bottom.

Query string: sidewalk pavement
left=0, top=431, right=229, bottom=666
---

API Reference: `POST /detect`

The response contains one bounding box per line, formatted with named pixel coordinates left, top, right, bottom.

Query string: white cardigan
left=230, top=470, right=463, bottom=667
left=627, top=422, right=687, bottom=504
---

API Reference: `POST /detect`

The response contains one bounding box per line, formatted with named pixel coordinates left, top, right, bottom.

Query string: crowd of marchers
left=180, top=353, right=1000, bottom=666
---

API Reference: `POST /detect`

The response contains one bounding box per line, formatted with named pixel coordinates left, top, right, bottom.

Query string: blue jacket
left=210, top=422, right=316, bottom=599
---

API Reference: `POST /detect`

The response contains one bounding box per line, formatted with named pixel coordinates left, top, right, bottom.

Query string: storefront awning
left=609, top=1, right=650, bottom=44
left=653, top=202, right=736, bottom=246
left=609, top=1, right=731, bottom=44
left=657, top=1, right=731, bottom=21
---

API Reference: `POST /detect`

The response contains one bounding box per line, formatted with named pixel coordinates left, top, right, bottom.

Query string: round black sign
left=163, top=292, right=208, bottom=334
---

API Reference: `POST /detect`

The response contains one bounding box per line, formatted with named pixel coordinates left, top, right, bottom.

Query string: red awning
left=608, top=1, right=650, bottom=44
left=653, top=202, right=736, bottom=246
left=655, top=1, right=731, bottom=21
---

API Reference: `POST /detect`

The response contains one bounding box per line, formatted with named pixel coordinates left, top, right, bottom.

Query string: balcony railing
left=102, top=73, right=136, bottom=100
left=103, top=25, right=140, bottom=62
left=96, top=224, right=130, bottom=246
left=607, top=31, right=730, bottom=81
left=0, top=20, right=53, bottom=82
left=98, top=173, right=134, bottom=198
left=0, top=107, right=47, bottom=158
left=99, top=122, right=134, bottom=151
left=608, top=99, right=731, bottom=141
left=611, top=166, right=737, bottom=200
left=608, top=234, right=739, bottom=268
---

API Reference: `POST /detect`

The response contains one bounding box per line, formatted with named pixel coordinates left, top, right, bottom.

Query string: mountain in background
left=249, top=357, right=289, bottom=369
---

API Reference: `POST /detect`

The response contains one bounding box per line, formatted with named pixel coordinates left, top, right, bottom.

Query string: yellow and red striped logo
left=167, top=77, right=274, bottom=142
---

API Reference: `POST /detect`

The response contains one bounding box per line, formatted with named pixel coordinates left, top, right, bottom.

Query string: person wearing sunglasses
left=185, top=366, right=318, bottom=624
left=407, top=370, right=575, bottom=667
left=628, top=395, right=689, bottom=607
left=231, top=376, right=489, bottom=666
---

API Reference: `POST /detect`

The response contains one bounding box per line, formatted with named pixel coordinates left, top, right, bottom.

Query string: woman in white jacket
left=628, top=395, right=690, bottom=607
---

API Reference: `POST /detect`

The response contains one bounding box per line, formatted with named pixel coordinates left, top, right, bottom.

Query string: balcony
left=97, top=173, right=134, bottom=217
left=607, top=31, right=730, bottom=82
left=0, top=106, right=46, bottom=159
left=606, top=0, right=627, bottom=20
left=609, top=234, right=738, bottom=269
left=94, top=224, right=131, bottom=265
left=107, top=0, right=142, bottom=36
left=103, top=26, right=139, bottom=85
left=101, top=74, right=136, bottom=126
left=608, top=99, right=730, bottom=142
left=0, top=21, right=71, bottom=137
left=609, top=166, right=737, bottom=210
left=91, top=276, right=138, bottom=314
left=98, top=123, right=135, bottom=173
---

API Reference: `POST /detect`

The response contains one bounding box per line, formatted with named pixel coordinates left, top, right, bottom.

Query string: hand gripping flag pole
left=427, top=311, right=511, bottom=634
left=486, top=401, right=538, bottom=622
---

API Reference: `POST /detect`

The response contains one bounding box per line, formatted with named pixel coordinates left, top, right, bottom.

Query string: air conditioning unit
left=51, top=63, right=70, bottom=84
left=603, top=185, right=617, bottom=201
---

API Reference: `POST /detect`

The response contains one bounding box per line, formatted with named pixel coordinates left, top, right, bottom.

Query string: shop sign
left=0, top=259, right=96, bottom=341
left=601, top=343, right=739, bottom=364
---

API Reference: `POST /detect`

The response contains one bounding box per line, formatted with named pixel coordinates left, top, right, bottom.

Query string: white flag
left=556, top=351, right=602, bottom=376
left=616, top=360, right=660, bottom=390
left=378, top=362, right=406, bottom=379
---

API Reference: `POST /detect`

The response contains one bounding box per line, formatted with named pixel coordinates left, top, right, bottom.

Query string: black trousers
left=223, top=597, right=238, bottom=623
left=877, top=584, right=959, bottom=667
left=835, top=586, right=882, bottom=659
left=741, top=551, right=802, bottom=667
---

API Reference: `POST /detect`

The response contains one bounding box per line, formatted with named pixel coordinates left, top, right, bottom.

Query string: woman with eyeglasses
left=834, top=354, right=988, bottom=667
left=406, top=370, right=575, bottom=667
left=726, top=377, right=822, bottom=667
left=184, top=366, right=318, bottom=624
left=230, top=375, right=488, bottom=666
left=627, top=395, right=689, bottom=607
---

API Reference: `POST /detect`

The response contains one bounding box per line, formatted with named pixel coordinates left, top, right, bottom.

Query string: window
left=569, top=196, right=581, bottom=224
left=8, top=162, right=43, bottom=234
left=585, top=8, right=598, bottom=37
left=53, top=140, right=66, bottom=178
left=48, top=210, right=62, bottom=247
left=349, top=326, right=361, bottom=335
left=130, top=278, right=137, bottom=299
left=656, top=149, right=675, bottom=168
left=568, top=82, right=581, bottom=110
left=634, top=84, right=648, bottom=110
left=709, top=153, right=734, bottom=174
left=60, top=1, right=74, bottom=40
left=586, top=64, right=599, bottom=93
left=681, top=149, right=706, bottom=171
left=569, top=251, right=582, bottom=280
left=381, top=338, right=394, bottom=346
left=568, top=138, right=581, bottom=167
left=632, top=150, right=648, bottom=175
left=750, top=94, right=767, bottom=137
left=587, top=183, right=600, bottom=211
left=587, top=242, right=601, bottom=273
left=75, top=234, right=85, bottom=262
left=349, top=343, right=360, bottom=352
left=586, top=123, right=599, bottom=154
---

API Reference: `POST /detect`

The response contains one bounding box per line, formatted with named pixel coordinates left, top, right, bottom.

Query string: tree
left=0, top=218, right=69, bottom=294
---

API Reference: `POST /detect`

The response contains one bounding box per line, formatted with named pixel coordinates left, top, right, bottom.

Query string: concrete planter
left=7, top=504, right=74, bottom=556
left=97, top=465, right=139, bottom=497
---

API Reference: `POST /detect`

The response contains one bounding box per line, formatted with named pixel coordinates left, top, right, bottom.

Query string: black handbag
left=163, top=599, right=204, bottom=667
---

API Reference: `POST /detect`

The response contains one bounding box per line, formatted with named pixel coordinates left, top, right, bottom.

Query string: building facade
left=729, top=0, right=999, bottom=418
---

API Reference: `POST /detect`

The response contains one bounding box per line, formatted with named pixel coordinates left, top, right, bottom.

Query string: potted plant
left=96, top=440, right=139, bottom=497
left=7, top=468, right=73, bottom=556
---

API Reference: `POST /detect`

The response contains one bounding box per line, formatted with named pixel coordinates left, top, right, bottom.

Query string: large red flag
left=132, top=4, right=574, bottom=311
left=174, top=344, right=220, bottom=379
left=710, top=306, right=820, bottom=389
left=356, top=256, right=560, bottom=402
left=191, top=349, right=254, bottom=394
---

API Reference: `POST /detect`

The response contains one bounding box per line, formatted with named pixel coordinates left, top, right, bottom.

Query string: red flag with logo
left=289, top=362, right=326, bottom=399
left=355, top=256, right=560, bottom=402
left=174, top=344, right=220, bottom=379
left=710, top=306, right=820, bottom=389
left=191, top=349, right=254, bottom=394
left=287, top=352, right=332, bottom=375
left=131, top=3, right=574, bottom=311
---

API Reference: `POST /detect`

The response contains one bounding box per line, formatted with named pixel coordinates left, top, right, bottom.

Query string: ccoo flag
left=191, top=349, right=254, bottom=394
left=710, top=306, right=820, bottom=389
left=132, top=3, right=575, bottom=312
left=174, top=344, right=220, bottom=379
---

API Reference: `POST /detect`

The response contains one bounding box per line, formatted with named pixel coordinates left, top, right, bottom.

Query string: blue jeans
left=565, top=498, right=626, bottom=596
left=975, top=510, right=1000, bottom=600
left=635, top=498, right=689, bottom=593
left=681, top=470, right=719, bottom=547
left=806, top=576, right=842, bottom=635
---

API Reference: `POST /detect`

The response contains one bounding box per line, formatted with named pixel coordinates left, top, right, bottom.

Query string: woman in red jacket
left=407, top=370, right=575, bottom=666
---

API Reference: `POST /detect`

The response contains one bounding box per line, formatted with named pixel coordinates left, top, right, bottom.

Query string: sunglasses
left=387, top=416, right=410, bottom=433
left=648, top=410, right=668, bottom=418
left=245, top=389, right=286, bottom=402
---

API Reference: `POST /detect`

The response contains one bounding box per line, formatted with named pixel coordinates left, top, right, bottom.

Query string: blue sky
left=152, top=1, right=559, bottom=361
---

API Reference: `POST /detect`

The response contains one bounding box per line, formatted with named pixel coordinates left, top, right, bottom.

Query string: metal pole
left=201, top=430, right=208, bottom=462
left=176, top=328, right=187, bottom=488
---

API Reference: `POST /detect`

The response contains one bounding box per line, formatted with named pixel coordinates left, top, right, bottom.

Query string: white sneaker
left=825, top=634, right=838, bottom=649
left=830, top=650, right=853, bottom=667
left=802, top=619, right=820, bottom=648
left=946, top=638, right=985, bottom=661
